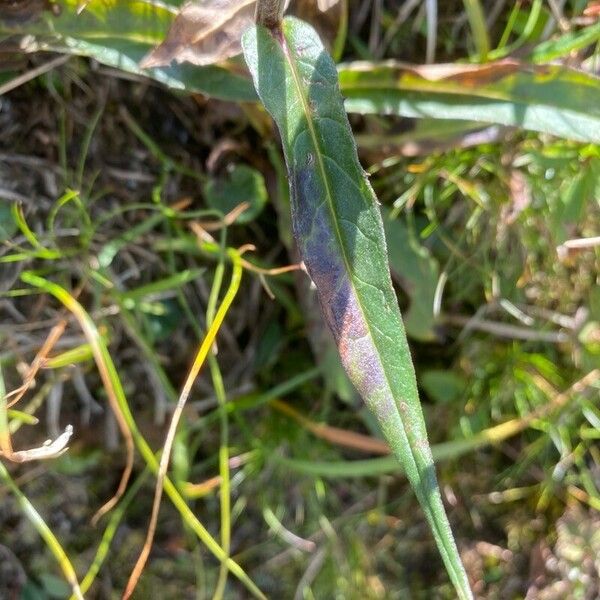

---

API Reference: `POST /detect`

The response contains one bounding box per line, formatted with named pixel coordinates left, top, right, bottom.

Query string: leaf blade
left=338, top=60, right=600, bottom=143
left=242, top=17, right=472, bottom=599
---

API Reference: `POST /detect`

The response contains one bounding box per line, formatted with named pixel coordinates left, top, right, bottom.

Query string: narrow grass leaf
left=0, top=368, right=84, bottom=600
left=20, top=271, right=265, bottom=599
left=242, top=17, right=472, bottom=599
left=123, top=249, right=242, bottom=599
left=462, top=0, right=489, bottom=60
left=73, top=471, right=149, bottom=599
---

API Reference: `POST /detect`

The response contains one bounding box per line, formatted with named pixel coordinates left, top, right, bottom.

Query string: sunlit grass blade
left=20, top=272, right=135, bottom=520
left=119, top=267, right=205, bottom=304
left=123, top=249, right=242, bottom=599
left=44, top=342, right=95, bottom=369
left=20, top=270, right=265, bottom=599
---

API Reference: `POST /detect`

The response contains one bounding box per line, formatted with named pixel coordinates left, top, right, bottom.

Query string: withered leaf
left=141, top=0, right=256, bottom=69
left=141, top=0, right=341, bottom=69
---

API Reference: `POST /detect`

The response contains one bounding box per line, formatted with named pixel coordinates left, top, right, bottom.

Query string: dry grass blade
left=123, top=249, right=243, bottom=600
left=271, top=399, right=390, bottom=454
left=0, top=338, right=75, bottom=464
left=141, top=0, right=256, bottom=68
left=0, top=55, right=70, bottom=96
left=19, top=274, right=135, bottom=524
left=5, top=320, right=67, bottom=408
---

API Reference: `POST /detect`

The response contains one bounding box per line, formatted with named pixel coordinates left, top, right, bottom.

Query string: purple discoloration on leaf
left=292, top=167, right=390, bottom=407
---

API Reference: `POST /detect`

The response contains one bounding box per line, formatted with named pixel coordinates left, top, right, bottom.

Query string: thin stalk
left=71, top=470, right=149, bottom=599
left=489, top=0, right=543, bottom=59
left=21, top=271, right=265, bottom=600
left=0, top=461, right=83, bottom=600
left=255, top=0, right=285, bottom=28
left=205, top=254, right=232, bottom=600
left=123, top=249, right=243, bottom=599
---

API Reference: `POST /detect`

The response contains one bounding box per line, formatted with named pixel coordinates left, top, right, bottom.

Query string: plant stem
left=255, top=0, right=285, bottom=28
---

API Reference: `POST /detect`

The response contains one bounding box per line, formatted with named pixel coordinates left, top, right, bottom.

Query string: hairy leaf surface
left=242, top=17, right=472, bottom=598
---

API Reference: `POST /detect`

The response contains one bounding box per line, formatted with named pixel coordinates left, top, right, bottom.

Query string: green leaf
left=0, top=202, right=17, bottom=242
left=5, top=2, right=600, bottom=143
left=242, top=17, right=472, bottom=599
left=203, top=164, right=267, bottom=223
left=530, top=21, right=600, bottom=63
left=383, top=210, right=439, bottom=341
left=338, top=60, right=600, bottom=144
left=421, top=370, right=466, bottom=404
left=39, top=572, right=72, bottom=598
left=20, top=580, right=46, bottom=600
left=120, top=268, right=205, bottom=303
left=0, top=0, right=256, bottom=101
left=551, top=166, right=597, bottom=242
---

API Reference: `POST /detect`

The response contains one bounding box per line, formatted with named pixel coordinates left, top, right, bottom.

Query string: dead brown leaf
left=141, top=0, right=256, bottom=69
left=406, top=60, right=522, bottom=85
left=141, top=0, right=344, bottom=69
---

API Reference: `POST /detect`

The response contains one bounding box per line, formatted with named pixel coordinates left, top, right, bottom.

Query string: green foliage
left=3, top=1, right=600, bottom=141
left=339, top=62, right=600, bottom=144
left=0, top=202, right=17, bottom=242
left=420, top=370, right=466, bottom=405
left=204, top=164, right=267, bottom=223
left=0, top=1, right=599, bottom=598
left=242, top=17, right=471, bottom=598
left=383, top=208, right=439, bottom=341
left=0, top=0, right=256, bottom=100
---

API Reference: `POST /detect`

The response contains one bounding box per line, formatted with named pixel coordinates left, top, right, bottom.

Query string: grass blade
left=242, top=17, right=472, bottom=599
left=462, top=0, right=490, bottom=60
left=1, top=367, right=83, bottom=599
left=20, top=271, right=265, bottom=600
left=123, top=249, right=242, bottom=599
left=0, top=463, right=84, bottom=599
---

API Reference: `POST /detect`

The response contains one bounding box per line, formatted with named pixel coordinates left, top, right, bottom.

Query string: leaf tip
left=140, top=47, right=171, bottom=70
